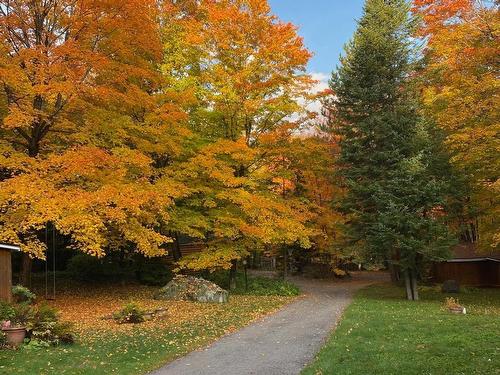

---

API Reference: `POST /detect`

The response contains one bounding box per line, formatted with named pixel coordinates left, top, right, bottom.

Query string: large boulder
left=154, top=275, right=229, bottom=303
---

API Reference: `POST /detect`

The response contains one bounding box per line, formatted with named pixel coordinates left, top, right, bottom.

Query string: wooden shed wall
left=165, top=242, right=205, bottom=262
left=433, top=261, right=500, bottom=286
left=0, top=250, right=12, bottom=302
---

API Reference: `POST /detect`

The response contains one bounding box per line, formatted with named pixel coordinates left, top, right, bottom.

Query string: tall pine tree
left=327, top=0, right=455, bottom=300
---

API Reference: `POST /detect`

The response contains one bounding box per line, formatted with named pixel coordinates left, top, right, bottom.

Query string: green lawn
left=303, top=284, right=500, bottom=375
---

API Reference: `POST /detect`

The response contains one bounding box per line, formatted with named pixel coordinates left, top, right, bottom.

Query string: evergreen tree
left=327, top=0, right=455, bottom=300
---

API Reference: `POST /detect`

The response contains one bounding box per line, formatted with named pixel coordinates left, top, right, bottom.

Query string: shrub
left=10, top=303, right=35, bottom=327
left=1, top=301, right=75, bottom=348
left=27, top=304, right=75, bottom=345
left=113, top=302, right=145, bottom=324
left=242, top=277, right=300, bottom=296
left=11, top=285, right=36, bottom=304
left=204, top=271, right=300, bottom=296
left=0, top=330, right=5, bottom=347
left=0, top=301, right=15, bottom=322
left=332, top=268, right=347, bottom=277
left=444, top=297, right=462, bottom=309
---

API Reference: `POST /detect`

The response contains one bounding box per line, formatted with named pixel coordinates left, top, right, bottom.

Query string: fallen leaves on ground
left=36, top=282, right=294, bottom=343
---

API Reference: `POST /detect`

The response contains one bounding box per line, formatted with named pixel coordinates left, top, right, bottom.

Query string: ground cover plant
left=0, top=282, right=296, bottom=374
left=302, top=284, right=500, bottom=375
left=204, top=271, right=300, bottom=296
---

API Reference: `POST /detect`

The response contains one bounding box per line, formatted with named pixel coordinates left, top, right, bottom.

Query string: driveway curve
left=151, top=272, right=387, bottom=375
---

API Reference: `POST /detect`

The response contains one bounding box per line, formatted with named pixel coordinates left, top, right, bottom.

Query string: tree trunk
left=229, top=259, right=237, bottom=290
left=18, top=132, right=40, bottom=286
left=283, top=247, right=288, bottom=280
left=404, top=269, right=419, bottom=301
left=172, top=232, right=182, bottom=261
left=410, top=269, right=419, bottom=301
left=389, top=263, right=400, bottom=283
left=19, top=253, right=32, bottom=287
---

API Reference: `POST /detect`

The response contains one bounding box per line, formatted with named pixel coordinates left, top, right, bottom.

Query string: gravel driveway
left=151, top=272, right=387, bottom=375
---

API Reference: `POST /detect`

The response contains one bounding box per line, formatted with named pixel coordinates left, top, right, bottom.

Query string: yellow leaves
left=0, top=145, right=179, bottom=258
left=0, top=0, right=336, bottom=269
left=177, top=244, right=242, bottom=272
left=416, top=1, right=499, bottom=250
left=163, top=0, right=313, bottom=143
left=41, top=282, right=293, bottom=347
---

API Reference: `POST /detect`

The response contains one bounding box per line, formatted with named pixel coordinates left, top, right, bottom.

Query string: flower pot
left=2, top=327, right=26, bottom=346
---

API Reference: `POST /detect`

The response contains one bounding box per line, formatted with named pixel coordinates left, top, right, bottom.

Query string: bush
left=10, top=303, right=35, bottom=327
left=27, top=304, right=75, bottom=346
left=1, top=301, right=75, bottom=347
left=444, top=297, right=462, bottom=309
left=204, top=271, right=300, bottom=296
left=11, top=285, right=36, bottom=304
left=67, top=254, right=133, bottom=282
left=135, top=261, right=173, bottom=286
left=0, top=301, right=15, bottom=322
left=113, top=302, right=145, bottom=324
left=240, top=276, right=300, bottom=296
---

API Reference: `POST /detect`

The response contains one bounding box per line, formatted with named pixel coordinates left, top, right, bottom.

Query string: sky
left=268, top=0, right=365, bottom=113
left=268, top=0, right=365, bottom=83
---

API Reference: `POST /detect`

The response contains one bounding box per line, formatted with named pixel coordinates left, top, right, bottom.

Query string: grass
left=0, top=281, right=296, bottom=374
left=303, top=284, right=500, bottom=375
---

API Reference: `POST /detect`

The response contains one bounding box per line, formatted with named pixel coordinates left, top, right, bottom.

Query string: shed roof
left=448, top=243, right=500, bottom=263
left=0, top=243, right=21, bottom=252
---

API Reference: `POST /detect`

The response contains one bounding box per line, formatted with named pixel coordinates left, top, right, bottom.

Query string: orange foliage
left=414, top=0, right=499, bottom=249
left=0, top=0, right=163, bottom=156
left=0, top=0, right=338, bottom=271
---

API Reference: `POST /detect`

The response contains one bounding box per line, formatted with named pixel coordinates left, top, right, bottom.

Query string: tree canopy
left=0, top=0, right=495, bottom=290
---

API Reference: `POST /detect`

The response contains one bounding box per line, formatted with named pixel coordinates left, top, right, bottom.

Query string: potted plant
left=1, top=320, right=26, bottom=347
left=444, top=297, right=466, bottom=315
left=1, top=303, right=33, bottom=347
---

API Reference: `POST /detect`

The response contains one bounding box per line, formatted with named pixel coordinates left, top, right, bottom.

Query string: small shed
left=0, top=243, right=21, bottom=302
left=433, top=244, right=500, bottom=287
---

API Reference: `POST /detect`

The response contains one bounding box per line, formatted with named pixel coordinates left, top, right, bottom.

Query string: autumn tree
left=0, top=0, right=339, bottom=291
left=0, top=147, right=180, bottom=258
left=0, top=0, right=184, bottom=283
left=170, top=139, right=314, bottom=271
left=258, top=125, right=345, bottom=273
left=161, top=0, right=314, bottom=144
left=0, top=0, right=162, bottom=157
left=152, top=0, right=327, bottom=288
left=414, top=0, right=499, bottom=250
left=327, top=0, right=455, bottom=300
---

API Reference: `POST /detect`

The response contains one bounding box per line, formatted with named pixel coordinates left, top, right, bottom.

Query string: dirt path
left=151, top=272, right=388, bottom=375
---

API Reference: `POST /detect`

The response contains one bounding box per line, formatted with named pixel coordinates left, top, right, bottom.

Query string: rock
left=154, top=308, right=168, bottom=317
left=154, top=275, right=229, bottom=303
left=442, top=280, right=460, bottom=293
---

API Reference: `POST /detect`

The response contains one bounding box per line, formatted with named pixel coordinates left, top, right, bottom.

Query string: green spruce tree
left=327, top=0, right=455, bottom=300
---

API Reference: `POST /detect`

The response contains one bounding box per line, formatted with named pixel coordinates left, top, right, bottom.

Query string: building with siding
left=433, top=244, right=500, bottom=287
left=0, top=243, right=21, bottom=302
